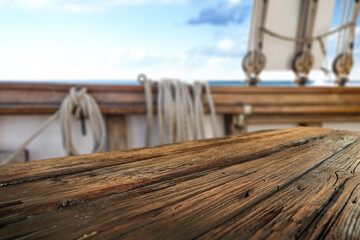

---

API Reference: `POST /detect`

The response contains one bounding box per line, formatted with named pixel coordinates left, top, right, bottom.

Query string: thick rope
left=183, top=82, right=196, bottom=141
left=153, top=78, right=217, bottom=145
left=204, top=81, right=220, bottom=138
left=139, top=76, right=218, bottom=145
left=4, top=87, right=106, bottom=164
left=193, top=81, right=206, bottom=139
left=175, top=80, right=184, bottom=142
left=138, top=74, right=153, bottom=147
left=59, top=87, right=106, bottom=156
left=167, top=80, right=175, bottom=143
left=157, top=80, right=165, bottom=145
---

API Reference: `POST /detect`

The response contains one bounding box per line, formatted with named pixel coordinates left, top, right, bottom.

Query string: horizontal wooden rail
left=1, top=82, right=360, bottom=124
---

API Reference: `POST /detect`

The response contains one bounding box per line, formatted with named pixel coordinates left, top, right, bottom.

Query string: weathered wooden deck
left=1, top=127, right=360, bottom=239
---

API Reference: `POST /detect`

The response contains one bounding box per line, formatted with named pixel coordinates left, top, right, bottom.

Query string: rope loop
left=137, top=73, right=147, bottom=84
left=60, top=86, right=106, bottom=156
left=4, top=86, right=106, bottom=164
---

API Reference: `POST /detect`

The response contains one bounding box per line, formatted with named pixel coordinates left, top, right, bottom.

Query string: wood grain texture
left=1, top=127, right=360, bottom=239
left=2, top=83, right=360, bottom=125
left=106, top=115, right=128, bottom=151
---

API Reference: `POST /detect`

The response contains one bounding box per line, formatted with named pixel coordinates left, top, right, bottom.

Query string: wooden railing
left=2, top=82, right=360, bottom=120
left=1, top=82, right=360, bottom=150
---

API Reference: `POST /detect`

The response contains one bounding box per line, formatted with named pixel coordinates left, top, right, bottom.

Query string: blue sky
left=0, top=0, right=358, bottom=81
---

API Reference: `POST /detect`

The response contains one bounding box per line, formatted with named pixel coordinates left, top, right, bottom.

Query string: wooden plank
left=247, top=114, right=360, bottom=124
left=199, top=140, right=360, bottom=239
left=299, top=122, right=322, bottom=127
left=2, top=84, right=360, bottom=118
left=4, top=89, right=360, bottom=106
left=106, top=115, right=128, bottom=151
left=0, top=127, right=329, bottom=185
left=1, top=128, right=360, bottom=239
left=0, top=90, right=145, bottom=104
left=210, top=93, right=360, bottom=105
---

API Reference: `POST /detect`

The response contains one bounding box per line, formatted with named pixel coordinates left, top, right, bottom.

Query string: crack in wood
left=195, top=138, right=358, bottom=240
left=316, top=182, right=360, bottom=240
left=1, top=128, right=360, bottom=239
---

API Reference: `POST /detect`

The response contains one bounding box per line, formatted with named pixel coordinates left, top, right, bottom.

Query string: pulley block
left=292, top=51, right=314, bottom=86
left=332, top=53, right=353, bottom=77
left=242, top=50, right=266, bottom=86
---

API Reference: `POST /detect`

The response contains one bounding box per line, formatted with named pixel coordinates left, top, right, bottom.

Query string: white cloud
left=227, top=0, right=241, bottom=4
left=178, top=53, right=188, bottom=64
left=129, top=48, right=145, bottom=61
left=0, top=0, right=189, bottom=12
left=217, top=39, right=234, bottom=51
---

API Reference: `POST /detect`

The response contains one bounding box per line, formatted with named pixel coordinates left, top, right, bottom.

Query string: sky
left=0, top=0, right=358, bottom=82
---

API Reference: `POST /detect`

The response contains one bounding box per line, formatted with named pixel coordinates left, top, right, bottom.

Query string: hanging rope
left=193, top=81, right=206, bottom=139
left=4, top=87, right=106, bottom=164
left=182, top=82, right=196, bottom=141
left=59, top=87, right=106, bottom=156
left=138, top=74, right=153, bottom=147
left=146, top=77, right=218, bottom=145
left=164, top=79, right=176, bottom=143
left=204, top=81, right=220, bottom=138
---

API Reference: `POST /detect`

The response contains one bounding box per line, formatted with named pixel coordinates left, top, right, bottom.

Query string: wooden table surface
left=1, top=127, right=360, bottom=239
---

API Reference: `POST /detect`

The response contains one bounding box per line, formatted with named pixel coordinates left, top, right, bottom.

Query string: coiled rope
left=4, top=87, right=106, bottom=164
left=139, top=75, right=219, bottom=146
left=60, top=87, right=106, bottom=156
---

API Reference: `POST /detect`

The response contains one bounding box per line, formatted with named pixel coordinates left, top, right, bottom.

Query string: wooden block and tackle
left=1, top=127, right=360, bottom=239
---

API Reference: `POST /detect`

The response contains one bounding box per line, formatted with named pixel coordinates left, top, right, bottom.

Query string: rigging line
left=317, top=37, right=331, bottom=75
left=342, top=0, right=354, bottom=52
left=336, top=0, right=347, bottom=55
left=3, top=112, right=60, bottom=164
left=252, top=0, right=267, bottom=64
left=251, top=0, right=260, bottom=52
left=303, top=0, right=319, bottom=52
left=296, top=0, right=308, bottom=53
left=302, top=0, right=311, bottom=51
left=260, top=22, right=354, bottom=43
left=248, top=0, right=258, bottom=51
left=4, top=87, right=106, bottom=164
left=258, top=0, right=269, bottom=50
left=348, top=0, right=360, bottom=54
